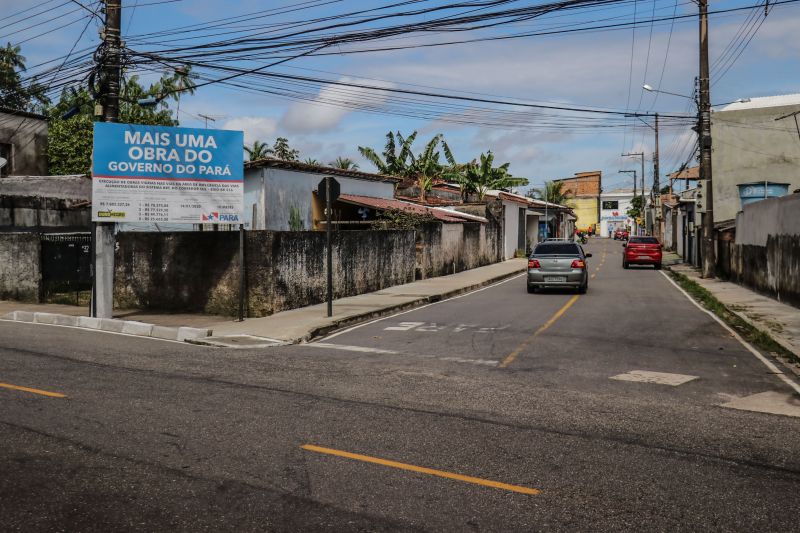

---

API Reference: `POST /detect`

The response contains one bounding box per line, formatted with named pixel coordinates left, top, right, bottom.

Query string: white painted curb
left=1, top=311, right=212, bottom=343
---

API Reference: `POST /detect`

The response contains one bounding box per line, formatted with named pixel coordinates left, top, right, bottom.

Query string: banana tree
left=358, top=130, right=417, bottom=176
left=465, top=151, right=528, bottom=200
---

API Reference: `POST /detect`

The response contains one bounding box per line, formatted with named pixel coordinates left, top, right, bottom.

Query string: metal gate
left=40, top=233, right=92, bottom=305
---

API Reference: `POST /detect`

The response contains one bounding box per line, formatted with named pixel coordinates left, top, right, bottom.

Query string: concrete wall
left=0, top=233, right=40, bottom=302
left=416, top=218, right=503, bottom=279
left=525, top=214, right=539, bottom=252
left=711, top=104, right=800, bottom=224
left=115, top=230, right=416, bottom=316
left=0, top=111, right=48, bottom=176
left=726, top=193, right=800, bottom=307
left=0, top=196, right=90, bottom=231
left=243, top=167, right=396, bottom=231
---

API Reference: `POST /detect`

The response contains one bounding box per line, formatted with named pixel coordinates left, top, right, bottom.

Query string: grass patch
left=667, top=269, right=799, bottom=366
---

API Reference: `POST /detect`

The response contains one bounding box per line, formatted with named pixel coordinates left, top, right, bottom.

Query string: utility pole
left=198, top=113, right=215, bottom=128
left=699, top=0, right=716, bottom=278
left=653, top=114, right=660, bottom=195
left=93, top=0, right=121, bottom=319
left=619, top=170, right=637, bottom=233
left=622, top=152, right=645, bottom=234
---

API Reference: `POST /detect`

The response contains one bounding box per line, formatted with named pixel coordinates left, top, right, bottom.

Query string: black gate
left=40, top=233, right=92, bottom=305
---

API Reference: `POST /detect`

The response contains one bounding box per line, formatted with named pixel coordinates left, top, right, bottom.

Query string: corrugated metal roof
left=717, top=94, right=800, bottom=112
left=338, top=194, right=476, bottom=223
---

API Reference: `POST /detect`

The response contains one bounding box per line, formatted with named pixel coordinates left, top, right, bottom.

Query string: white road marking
left=308, top=342, right=499, bottom=366
left=310, top=343, right=398, bottom=354
left=659, top=270, right=800, bottom=395
left=318, top=273, right=526, bottom=342
left=384, top=322, right=425, bottom=331
left=610, top=370, right=699, bottom=386
left=721, top=391, right=800, bottom=418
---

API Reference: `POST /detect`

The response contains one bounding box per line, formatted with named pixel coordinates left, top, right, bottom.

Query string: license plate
left=637, top=255, right=651, bottom=260
left=546, top=276, right=567, bottom=282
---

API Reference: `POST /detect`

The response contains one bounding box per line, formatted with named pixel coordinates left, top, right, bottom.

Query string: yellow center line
left=498, top=294, right=580, bottom=369
left=301, top=444, right=541, bottom=495
left=0, top=382, right=66, bottom=398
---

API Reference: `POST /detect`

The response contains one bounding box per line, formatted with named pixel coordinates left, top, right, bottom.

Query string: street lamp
left=643, top=84, right=694, bottom=101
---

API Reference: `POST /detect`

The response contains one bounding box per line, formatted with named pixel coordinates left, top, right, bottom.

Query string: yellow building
left=571, top=197, right=599, bottom=232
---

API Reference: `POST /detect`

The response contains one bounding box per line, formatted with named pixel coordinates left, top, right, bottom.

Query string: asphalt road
left=2, top=238, right=799, bottom=531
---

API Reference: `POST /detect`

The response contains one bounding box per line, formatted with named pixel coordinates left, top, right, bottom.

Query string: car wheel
left=527, top=285, right=536, bottom=294
left=578, top=283, right=587, bottom=294
left=622, top=261, right=629, bottom=269
left=654, top=263, right=662, bottom=270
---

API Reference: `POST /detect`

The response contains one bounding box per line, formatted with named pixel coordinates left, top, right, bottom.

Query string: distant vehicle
left=623, top=236, right=663, bottom=269
left=613, top=228, right=629, bottom=240
left=527, top=242, right=591, bottom=294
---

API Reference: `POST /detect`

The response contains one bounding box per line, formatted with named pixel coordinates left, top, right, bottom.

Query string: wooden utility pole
left=93, top=0, right=121, bottom=318
left=699, top=0, right=716, bottom=278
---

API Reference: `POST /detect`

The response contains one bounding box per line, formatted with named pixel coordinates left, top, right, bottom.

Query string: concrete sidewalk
left=669, top=263, right=800, bottom=370
left=0, top=259, right=526, bottom=345
left=205, top=258, right=527, bottom=346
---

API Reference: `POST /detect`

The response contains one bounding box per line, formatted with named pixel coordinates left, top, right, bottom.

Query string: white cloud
left=279, top=77, right=394, bottom=133
left=222, top=116, right=278, bottom=144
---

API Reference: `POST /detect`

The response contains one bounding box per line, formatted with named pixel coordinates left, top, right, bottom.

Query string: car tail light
left=528, top=259, right=541, bottom=269
left=570, top=259, right=586, bottom=269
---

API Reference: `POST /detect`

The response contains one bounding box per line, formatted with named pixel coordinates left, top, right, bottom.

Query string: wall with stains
left=726, top=193, right=800, bottom=308
left=114, top=230, right=416, bottom=317
left=0, top=233, right=40, bottom=302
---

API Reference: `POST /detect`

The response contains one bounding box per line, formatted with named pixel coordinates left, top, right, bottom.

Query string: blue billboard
left=91, top=123, right=244, bottom=223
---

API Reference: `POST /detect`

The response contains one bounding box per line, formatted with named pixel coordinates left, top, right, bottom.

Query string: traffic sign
left=318, top=176, right=340, bottom=203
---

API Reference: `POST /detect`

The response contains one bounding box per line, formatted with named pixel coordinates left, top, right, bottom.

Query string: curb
left=0, top=311, right=212, bottom=343
left=664, top=265, right=800, bottom=376
left=300, top=266, right=526, bottom=343
left=189, top=267, right=527, bottom=347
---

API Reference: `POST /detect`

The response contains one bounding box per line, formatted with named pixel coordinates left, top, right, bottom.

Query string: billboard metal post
left=238, top=223, right=245, bottom=322
left=326, top=177, right=333, bottom=318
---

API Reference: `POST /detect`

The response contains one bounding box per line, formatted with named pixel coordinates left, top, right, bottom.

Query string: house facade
left=711, top=94, right=800, bottom=224
left=599, top=189, right=635, bottom=238
left=243, top=158, right=400, bottom=231
left=554, top=171, right=601, bottom=233
left=0, top=108, right=48, bottom=177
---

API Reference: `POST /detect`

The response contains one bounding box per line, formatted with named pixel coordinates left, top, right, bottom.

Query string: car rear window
left=629, top=237, right=659, bottom=244
left=534, top=243, right=580, bottom=255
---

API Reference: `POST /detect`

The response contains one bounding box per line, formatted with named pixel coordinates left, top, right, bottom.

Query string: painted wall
left=711, top=104, right=800, bottom=224
left=0, top=233, right=40, bottom=302
left=572, top=197, right=599, bottom=232
left=502, top=200, right=522, bottom=259
left=243, top=167, right=395, bottom=231
left=599, top=193, right=633, bottom=237
left=0, top=111, right=47, bottom=176
left=525, top=214, right=539, bottom=251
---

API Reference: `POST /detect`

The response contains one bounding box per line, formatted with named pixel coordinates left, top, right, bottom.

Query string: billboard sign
left=92, top=123, right=244, bottom=223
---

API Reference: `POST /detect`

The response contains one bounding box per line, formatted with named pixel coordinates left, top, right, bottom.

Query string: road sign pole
left=326, top=177, right=333, bottom=317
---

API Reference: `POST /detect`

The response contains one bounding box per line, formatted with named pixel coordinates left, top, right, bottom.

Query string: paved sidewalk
left=669, top=263, right=800, bottom=370
left=0, top=259, right=526, bottom=345
left=205, top=258, right=527, bottom=345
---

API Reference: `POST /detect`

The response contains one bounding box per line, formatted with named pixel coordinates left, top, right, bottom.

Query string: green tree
left=358, top=130, right=417, bottom=176
left=330, top=156, right=358, bottom=170
left=530, top=180, right=572, bottom=207
left=271, top=137, right=299, bottom=161
left=303, top=157, right=320, bottom=166
left=464, top=151, right=529, bottom=200
left=157, top=66, right=196, bottom=123
left=245, top=140, right=270, bottom=161
left=0, top=42, right=49, bottom=112
left=626, top=195, right=644, bottom=219
left=410, top=134, right=444, bottom=202
left=46, top=74, right=178, bottom=175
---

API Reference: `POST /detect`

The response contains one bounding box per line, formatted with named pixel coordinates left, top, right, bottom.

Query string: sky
left=6, top=0, right=800, bottom=194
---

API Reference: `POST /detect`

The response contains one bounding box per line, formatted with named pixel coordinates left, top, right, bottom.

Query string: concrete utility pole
left=699, top=0, right=716, bottom=278
left=654, top=113, right=660, bottom=199
left=619, top=170, right=637, bottom=232
left=622, top=152, right=645, bottom=234
left=93, top=0, right=121, bottom=318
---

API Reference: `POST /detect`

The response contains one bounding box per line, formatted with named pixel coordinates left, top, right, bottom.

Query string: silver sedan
left=526, top=241, right=591, bottom=294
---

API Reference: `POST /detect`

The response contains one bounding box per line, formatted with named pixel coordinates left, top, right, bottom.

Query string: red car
left=613, top=228, right=629, bottom=240
left=623, top=236, right=663, bottom=269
